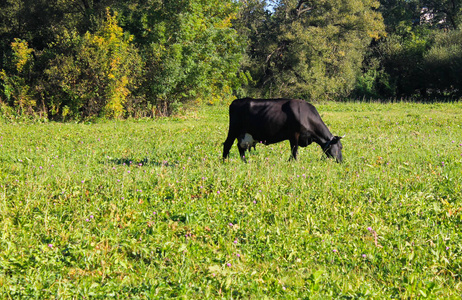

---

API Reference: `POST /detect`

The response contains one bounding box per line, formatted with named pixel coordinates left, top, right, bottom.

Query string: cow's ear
left=331, top=135, right=344, bottom=144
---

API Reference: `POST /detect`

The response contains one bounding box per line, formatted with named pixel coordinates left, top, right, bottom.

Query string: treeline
left=0, top=0, right=461, bottom=120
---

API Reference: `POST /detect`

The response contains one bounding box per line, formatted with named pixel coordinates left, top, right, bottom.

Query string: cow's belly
left=243, top=118, right=293, bottom=145
left=247, top=130, right=291, bottom=145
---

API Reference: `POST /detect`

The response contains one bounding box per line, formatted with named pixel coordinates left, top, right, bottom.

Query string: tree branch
left=295, top=0, right=313, bottom=17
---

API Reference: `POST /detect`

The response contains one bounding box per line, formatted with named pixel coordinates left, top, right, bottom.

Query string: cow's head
left=323, top=136, right=343, bottom=163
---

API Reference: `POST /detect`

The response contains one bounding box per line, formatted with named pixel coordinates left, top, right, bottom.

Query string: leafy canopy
left=240, top=0, right=385, bottom=100
left=141, top=0, right=245, bottom=114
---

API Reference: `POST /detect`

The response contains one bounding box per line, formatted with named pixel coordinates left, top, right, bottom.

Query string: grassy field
left=1, top=101, right=462, bottom=298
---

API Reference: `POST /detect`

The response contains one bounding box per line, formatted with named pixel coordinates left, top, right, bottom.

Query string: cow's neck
left=313, top=125, right=334, bottom=147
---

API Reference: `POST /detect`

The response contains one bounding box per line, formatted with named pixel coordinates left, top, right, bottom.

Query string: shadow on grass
left=103, top=157, right=177, bottom=167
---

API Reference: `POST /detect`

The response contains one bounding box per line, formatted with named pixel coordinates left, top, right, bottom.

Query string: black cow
left=223, top=98, right=343, bottom=162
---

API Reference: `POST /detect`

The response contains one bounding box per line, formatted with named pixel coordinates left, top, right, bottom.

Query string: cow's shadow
left=103, top=157, right=176, bottom=167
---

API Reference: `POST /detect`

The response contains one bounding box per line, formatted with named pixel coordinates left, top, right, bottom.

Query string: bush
left=0, top=39, right=36, bottom=114
left=44, top=10, right=143, bottom=120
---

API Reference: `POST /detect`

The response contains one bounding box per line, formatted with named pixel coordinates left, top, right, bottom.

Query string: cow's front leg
left=289, top=133, right=300, bottom=160
left=223, top=135, right=236, bottom=161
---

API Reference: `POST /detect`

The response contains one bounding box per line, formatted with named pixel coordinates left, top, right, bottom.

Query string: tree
left=423, top=28, right=462, bottom=97
left=233, top=0, right=277, bottom=97
left=1, top=0, right=247, bottom=118
left=355, top=0, right=462, bottom=99
left=139, top=0, right=245, bottom=115
left=0, top=0, right=140, bottom=73
left=241, top=0, right=385, bottom=100
left=378, top=0, right=420, bottom=31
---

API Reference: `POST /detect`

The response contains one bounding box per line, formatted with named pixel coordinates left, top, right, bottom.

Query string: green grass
left=1, top=102, right=462, bottom=298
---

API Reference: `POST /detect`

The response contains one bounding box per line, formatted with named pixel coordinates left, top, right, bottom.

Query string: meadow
left=1, top=101, right=461, bottom=298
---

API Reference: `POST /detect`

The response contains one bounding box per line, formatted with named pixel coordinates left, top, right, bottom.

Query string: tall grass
left=1, top=102, right=461, bottom=298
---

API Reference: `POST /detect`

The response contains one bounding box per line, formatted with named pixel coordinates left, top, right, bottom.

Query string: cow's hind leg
left=289, top=134, right=300, bottom=160
left=237, top=143, right=247, bottom=162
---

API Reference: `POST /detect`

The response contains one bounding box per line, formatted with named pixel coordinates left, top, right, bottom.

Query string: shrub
left=44, top=10, right=143, bottom=120
left=0, top=39, right=36, bottom=114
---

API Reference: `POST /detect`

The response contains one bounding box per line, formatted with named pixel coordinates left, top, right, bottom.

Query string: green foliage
left=0, top=0, right=62, bottom=65
left=232, top=0, right=269, bottom=97
left=10, top=38, right=34, bottom=74
left=240, top=0, right=386, bottom=100
left=422, top=29, right=462, bottom=97
left=141, top=0, right=245, bottom=115
left=378, top=0, right=420, bottom=32
left=1, top=0, right=245, bottom=119
left=2, top=0, right=462, bottom=119
left=356, top=23, right=462, bottom=99
left=353, top=0, right=462, bottom=100
left=0, top=39, right=36, bottom=113
left=44, top=10, right=143, bottom=120
left=356, top=23, right=423, bottom=98
left=1, top=102, right=462, bottom=297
